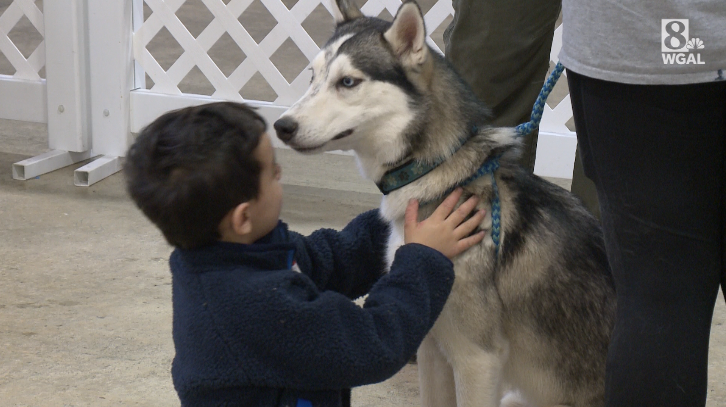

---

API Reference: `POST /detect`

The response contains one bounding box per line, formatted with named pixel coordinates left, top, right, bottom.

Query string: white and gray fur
left=274, top=1, right=616, bottom=406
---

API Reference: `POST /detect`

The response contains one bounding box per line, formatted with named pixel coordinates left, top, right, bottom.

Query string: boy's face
left=246, top=133, right=283, bottom=240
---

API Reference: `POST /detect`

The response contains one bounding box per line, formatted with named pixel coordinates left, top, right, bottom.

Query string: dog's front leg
left=417, top=334, right=457, bottom=407
left=446, top=336, right=509, bottom=407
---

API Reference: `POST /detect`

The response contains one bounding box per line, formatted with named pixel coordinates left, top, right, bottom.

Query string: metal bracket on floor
left=12, top=150, right=93, bottom=180
left=73, top=155, right=122, bottom=187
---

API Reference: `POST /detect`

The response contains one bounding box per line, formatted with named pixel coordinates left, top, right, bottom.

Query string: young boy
left=124, top=102, right=485, bottom=407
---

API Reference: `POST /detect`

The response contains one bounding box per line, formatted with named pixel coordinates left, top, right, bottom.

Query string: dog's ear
left=384, top=1, right=428, bottom=67
left=331, top=0, right=363, bottom=24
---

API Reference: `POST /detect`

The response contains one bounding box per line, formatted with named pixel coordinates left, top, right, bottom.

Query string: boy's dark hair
left=124, top=102, right=266, bottom=249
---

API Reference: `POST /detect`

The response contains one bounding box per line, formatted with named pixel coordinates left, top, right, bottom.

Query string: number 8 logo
left=661, top=19, right=689, bottom=52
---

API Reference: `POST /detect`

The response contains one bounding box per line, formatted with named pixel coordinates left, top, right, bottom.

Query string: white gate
left=0, top=0, right=576, bottom=186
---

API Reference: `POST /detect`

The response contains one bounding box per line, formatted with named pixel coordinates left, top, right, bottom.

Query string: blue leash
left=467, top=62, right=565, bottom=254
left=514, top=62, right=565, bottom=138
left=439, top=155, right=502, bottom=253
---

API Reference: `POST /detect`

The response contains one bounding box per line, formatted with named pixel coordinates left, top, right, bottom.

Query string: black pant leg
left=722, top=126, right=726, bottom=303
left=568, top=70, right=726, bottom=407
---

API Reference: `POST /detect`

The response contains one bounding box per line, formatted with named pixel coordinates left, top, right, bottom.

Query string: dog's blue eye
left=339, top=77, right=360, bottom=88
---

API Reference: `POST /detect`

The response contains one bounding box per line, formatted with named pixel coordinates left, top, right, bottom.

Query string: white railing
left=0, top=0, right=576, bottom=186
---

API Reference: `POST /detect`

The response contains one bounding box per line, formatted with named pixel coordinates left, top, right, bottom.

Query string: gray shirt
left=559, top=0, right=726, bottom=84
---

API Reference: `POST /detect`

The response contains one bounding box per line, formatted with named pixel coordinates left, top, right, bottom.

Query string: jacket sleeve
left=201, top=243, right=454, bottom=391
left=290, top=209, right=391, bottom=299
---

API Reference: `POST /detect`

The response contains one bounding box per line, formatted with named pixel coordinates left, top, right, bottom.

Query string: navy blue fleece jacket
left=169, top=210, right=454, bottom=407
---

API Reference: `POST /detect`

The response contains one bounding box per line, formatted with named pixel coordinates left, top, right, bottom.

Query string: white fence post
left=74, top=0, right=135, bottom=186
left=12, top=0, right=93, bottom=180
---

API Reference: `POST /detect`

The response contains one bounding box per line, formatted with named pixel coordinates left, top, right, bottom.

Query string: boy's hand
left=404, top=188, right=486, bottom=259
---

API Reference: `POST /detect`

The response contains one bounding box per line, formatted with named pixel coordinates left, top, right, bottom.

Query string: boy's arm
left=201, top=243, right=453, bottom=391
left=290, top=209, right=390, bottom=298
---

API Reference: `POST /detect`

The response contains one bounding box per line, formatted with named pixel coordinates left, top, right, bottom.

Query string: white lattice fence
left=134, top=0, right=452, bottom=104
left=0, top=0, right=46, bottom=123
left=130, top=0, right=461, bottom=136
left=0, top=0, right=44, bottom=80
left=137, top=0, right=320, bottom=104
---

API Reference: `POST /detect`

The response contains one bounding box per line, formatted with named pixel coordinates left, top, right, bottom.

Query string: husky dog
left=274, top=1, right=616, bottom=406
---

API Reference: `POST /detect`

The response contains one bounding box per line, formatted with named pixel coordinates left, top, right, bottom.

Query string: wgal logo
left=662, top=19, right=705, bottom=65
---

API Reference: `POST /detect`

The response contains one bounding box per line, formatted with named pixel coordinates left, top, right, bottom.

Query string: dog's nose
left=273, top=117, right=298, bottom=142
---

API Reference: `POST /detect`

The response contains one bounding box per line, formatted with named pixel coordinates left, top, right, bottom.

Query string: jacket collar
left=174, top=221, right=297, bottom=272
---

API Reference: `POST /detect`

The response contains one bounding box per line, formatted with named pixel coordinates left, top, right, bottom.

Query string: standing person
left=443, top=0, right=601, bottom=218
left=559, top=2, right=726, bottom=405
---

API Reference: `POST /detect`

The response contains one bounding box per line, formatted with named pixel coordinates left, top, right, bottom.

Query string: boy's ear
left=230, top=202, right=253, bottom=237
left=384, top=1, right=428, bottom=67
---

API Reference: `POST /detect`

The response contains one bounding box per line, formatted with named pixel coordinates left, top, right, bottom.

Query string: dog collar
left=376, top=125, right=479, bottom=195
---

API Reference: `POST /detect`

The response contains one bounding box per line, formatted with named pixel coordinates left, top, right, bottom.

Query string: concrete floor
left=2, top=0, right=726, bottom=406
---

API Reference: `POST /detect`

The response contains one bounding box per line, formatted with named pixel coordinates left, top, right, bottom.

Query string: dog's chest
left=382, top=192, right=498, bottom=270
left=384, top=221, right=406, bottom=272
left=384, top=217, right=500, bottom=347
left=384, top=215, right=495, bottom=283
